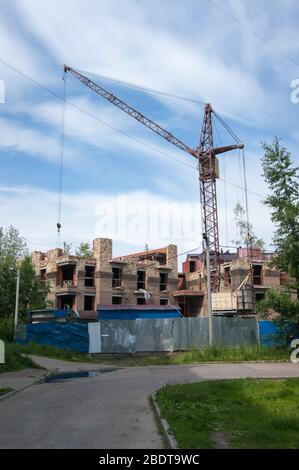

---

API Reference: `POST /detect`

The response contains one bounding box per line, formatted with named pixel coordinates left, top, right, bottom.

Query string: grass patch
left=12, top=342, right=96, bottom=363
left=11, top=343, right=289, bottom=366
left=164, top=345, right=289, bottom=364
left=0, top=343, right=40, bottom=374
left=156, top=378, right=299, bottom=449
left=0, top=387, right=14, bottom=396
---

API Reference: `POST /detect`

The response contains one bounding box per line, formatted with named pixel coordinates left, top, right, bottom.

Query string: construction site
left=30, top=66, right=291, bottom=321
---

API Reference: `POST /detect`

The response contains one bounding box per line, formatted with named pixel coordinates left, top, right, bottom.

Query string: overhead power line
left=208, top=0, right=299, bottom=68
left=0, top=56, right=265, bottom=199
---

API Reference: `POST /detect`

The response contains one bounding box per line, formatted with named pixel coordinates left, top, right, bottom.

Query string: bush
left=257, top=289, right=299, bottom=346
left=0, top=342, right=39, bottom=374
left=0, top=316, right=14, bottom=342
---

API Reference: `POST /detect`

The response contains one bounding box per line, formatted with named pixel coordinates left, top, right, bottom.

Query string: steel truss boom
left=64, top=65, right=244, bottom=292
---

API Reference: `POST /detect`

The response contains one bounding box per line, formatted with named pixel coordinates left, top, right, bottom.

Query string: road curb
left=0, top=371, right=49, bottom=402
left=150, top=392, right=178, bottom=449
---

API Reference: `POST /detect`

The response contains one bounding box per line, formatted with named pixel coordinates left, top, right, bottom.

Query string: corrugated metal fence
left=89, top=317, right=259, bottom=354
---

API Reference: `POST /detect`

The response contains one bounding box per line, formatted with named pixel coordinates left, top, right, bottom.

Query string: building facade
left=31, top=238, right=178, bottom=314
left=177, top=247, right=291, bottom=317
left=32, top=241, right=291, bottom=318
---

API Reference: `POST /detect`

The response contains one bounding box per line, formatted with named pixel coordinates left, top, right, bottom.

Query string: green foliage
left=63, top=242, right=73, bottom=255
left=0, top=317, right=14, bottom=342
left=0, top=388, right=14, bottom=396
left=75, top=241, right=92, bottom=258
left=0, top=342, right=39, bottom=374
left=0, top=226, right=28, bottom=260
left=232, top=202, right=265, bottom=248
left=257, top=289, right=299, bottom=345
left=18, top=257, right=50, bottom=316
left=12, top=342, right=288, bottom=366
left=0, top=226, right=50, bottom=321
left=261, top=138, right=299, bottom=291
left=13, top=342, right=92, bottom=363
left=156, top=378, right=299, bottom=448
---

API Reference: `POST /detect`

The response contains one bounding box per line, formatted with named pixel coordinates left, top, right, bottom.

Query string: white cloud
left=0, top=115, right=83, bottom=167
left=5, top=96, right=197, bottom=183
left=0, top=184, right=275, bottom=263
left=10, top=0, right=280, bottom=126
left=0, top=0, right=292, bottom=260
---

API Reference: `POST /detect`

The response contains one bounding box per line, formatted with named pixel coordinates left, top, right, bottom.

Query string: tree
left=75, top=242, right=92, bottom=258
left=257, top=289, right=299, bottom=346
left=18, top=257, right=50, bottom=316
left=261, top=138, right=299, bottom=294
left=63, top=242, right=73, bottom=255
left=232, top=202, right=265, bottom=248
left=0, top=226, right=49, bottom=321
left=0, top=226, right=27, bottom=260
left=0, top=226, right=28, bottom=320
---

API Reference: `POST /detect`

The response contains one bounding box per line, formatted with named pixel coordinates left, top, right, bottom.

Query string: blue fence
left=16, top=322, right=89, bottom=353
left=259, top=320, right=279, bottom=345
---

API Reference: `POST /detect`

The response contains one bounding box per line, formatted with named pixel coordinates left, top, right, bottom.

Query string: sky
left=0, top=0, right=298, bottom=266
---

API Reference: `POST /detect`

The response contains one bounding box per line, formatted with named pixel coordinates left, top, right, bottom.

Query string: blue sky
left=0, top=0, right=298, bottom=263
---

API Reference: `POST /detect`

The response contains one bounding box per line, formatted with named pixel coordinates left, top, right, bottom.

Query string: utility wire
left=74, top=66, right=206, bottom=105
left=0, top=56, right=265, bottom=199
left=207, top=0, right=299, bottom=68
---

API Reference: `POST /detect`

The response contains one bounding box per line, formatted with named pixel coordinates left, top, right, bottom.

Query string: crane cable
left=242, top=147, right=252, bottom=259
left=57, top=75, right=66, bottom=246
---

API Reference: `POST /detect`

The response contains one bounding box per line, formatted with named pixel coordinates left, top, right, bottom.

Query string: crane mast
left=64, top=65, right=243, bottom=292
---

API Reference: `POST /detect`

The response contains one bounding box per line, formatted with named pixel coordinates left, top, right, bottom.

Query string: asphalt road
left=0, top=360, right=299, bottom=449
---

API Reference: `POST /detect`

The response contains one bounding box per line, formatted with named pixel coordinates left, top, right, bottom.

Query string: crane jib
left=65, top=65, right=195, bottom=158
left=64, top=64, right=244, bottom=293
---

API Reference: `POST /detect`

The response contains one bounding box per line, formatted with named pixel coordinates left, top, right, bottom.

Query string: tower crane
left=64, top=65, right=244, bottom=292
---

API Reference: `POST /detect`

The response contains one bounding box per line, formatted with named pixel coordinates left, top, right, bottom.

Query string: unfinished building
left=177, top=247, right=290, bottom=317
left=31, top=238, right=178, bottom=315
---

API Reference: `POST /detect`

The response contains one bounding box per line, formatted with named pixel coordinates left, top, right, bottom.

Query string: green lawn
left=11, top=342, right=289, bottom=366
left=0, top=343, right=40, bottom=374
left=156, top=378, right=299, bottom=449
left=0, top=387, right=14, bottom=396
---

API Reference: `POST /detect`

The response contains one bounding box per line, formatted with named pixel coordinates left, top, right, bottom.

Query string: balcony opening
left=160, top=298, right=168, bottom=305
left=85, top=265, right=95, bottom=287
left=189, top=260, right=196, bottom=273
left=255, top=292, right=265, bottom=303
left=137, top=297, right=146, bottom=305
left=160, top=272, right=168, bottom=291
left=137, top=270, right=146, bottom=290
left=57, top=294, right=76, bottom=310
left=112, top=295, right=122, bottom=305
left=58, top=265, right=76, bottom=287
left=224, top=266, right=231, bottom=285
left=253, top=265, right=263, bottom=285
left=40, top=268, right=46, bottom=281
left=84, top=295, right=95, bottom=311
left=112, top=267, right=123, bottom=288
